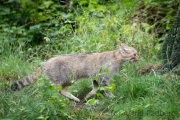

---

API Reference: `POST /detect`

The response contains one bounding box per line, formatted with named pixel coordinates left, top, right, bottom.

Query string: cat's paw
left=104, top=92, right=115, bottom=98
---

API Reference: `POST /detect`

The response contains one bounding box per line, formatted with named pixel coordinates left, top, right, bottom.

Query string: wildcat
left=10, top=43, right=139, bottom=102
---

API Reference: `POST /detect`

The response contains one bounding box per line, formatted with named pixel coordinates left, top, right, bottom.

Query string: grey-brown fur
left=10, top=44, right=139, bottom=102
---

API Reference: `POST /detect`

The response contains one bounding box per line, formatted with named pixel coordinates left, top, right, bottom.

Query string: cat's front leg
left=100, top=75, right=115, bottom=98
left=103, top=91, right=115, bottom=98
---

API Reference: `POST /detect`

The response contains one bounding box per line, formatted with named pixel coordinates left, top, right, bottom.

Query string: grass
left=1, top=60, right=180, bottom=119
left=0, top=3, right=180, bottom=120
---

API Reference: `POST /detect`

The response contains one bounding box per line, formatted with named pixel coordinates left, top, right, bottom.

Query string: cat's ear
left=119, top=48, right=126, bottom=54
left=121, top=43, right=127, bottom=47
left=119, top=43, right=128, bottom=53
left=119, top=47, right=126, bottom=54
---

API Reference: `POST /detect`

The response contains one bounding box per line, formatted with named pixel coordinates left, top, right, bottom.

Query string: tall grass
left=0, top=2, right=179, bottom=120
left=70, top=64, right=180, bottom=120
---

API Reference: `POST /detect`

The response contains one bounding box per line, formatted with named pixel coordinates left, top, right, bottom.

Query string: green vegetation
left=0, top=0, right=180, bottom=119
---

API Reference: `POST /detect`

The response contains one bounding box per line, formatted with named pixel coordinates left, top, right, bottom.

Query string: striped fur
left=10, top=67, right=43, bottom=91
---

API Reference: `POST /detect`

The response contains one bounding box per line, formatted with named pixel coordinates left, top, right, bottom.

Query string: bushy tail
left=10, top=67, right=43, bottom=91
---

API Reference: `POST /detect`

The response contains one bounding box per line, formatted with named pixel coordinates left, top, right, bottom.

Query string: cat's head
left=119, top=43, right=139, bottom=62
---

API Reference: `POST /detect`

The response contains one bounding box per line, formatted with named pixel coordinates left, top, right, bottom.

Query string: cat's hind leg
left=60, top=86, right=80, bottom=102
left=84, top=80, right=98, bottom=100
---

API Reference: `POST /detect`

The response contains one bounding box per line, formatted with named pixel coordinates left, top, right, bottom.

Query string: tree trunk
left=160, top=6, right=180, bottom=71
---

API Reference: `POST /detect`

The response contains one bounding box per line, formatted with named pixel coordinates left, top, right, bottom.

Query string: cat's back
left=44, top=53, right=91, bottom=67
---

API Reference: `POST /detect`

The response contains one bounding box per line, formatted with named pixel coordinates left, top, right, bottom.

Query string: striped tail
left=10, top=67, right=43, bottom=91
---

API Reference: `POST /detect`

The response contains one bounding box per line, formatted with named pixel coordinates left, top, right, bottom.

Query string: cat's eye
left=134, top=53, right=139, bottom=56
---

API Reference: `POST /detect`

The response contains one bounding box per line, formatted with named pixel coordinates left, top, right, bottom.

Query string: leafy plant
left=0, top=0, right=179, bottom=119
